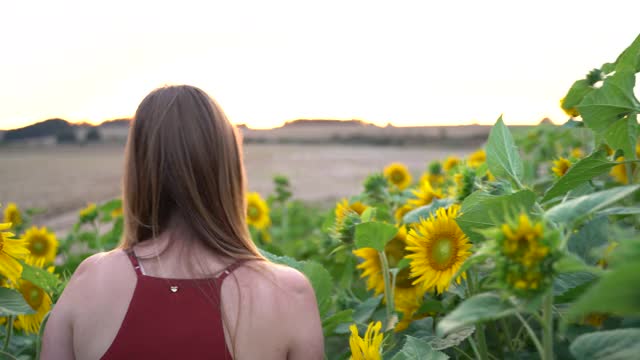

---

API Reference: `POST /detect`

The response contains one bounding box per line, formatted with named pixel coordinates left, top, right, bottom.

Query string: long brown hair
left=120, top=84, right=263, bottom=262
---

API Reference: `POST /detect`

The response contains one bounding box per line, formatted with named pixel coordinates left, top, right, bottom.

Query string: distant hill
left=3, top=119, right=74, bottom=142
left=100, top=118, right=131, bottom=127
left=281, top=119, right=374, bottom=128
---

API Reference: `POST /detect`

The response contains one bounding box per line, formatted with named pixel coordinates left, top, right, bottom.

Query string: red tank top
left=101, top=249, right=243, bottom=359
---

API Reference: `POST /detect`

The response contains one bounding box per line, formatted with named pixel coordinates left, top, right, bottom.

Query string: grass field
left=0, top=143, right=476, bottom=232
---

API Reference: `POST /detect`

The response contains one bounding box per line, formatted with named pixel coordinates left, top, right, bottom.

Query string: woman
left=41, top=85, right=324, bottom=359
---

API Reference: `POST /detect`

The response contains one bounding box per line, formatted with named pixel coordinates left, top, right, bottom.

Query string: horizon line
left=0, top=116, right=559, bottom=132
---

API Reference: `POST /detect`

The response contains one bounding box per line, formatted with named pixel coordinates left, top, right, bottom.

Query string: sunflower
left=467, top=149, right=486, bottom=168
left=597, top=242, right=618, bottom=269
left=407, top=182, right=443, bottom=209
left=501, top=214, right=549, bottom=268
left=111, top=206, right=123, bottom=218
left=394, top=205, right=413, bottom=224
left=79, top=203, right=98, bottom=223
left=246, top=192, right=270, bottom=230
left=499, top=214, right=552, bottom=292
left=349, top=321, right=383, bottom=360
left=551, top=157, right=572, bottom=177
left=394, top=285, right=426, bottom=332
left=570, top=148, right=584, bottom=159
left=383, top=163, right=412, bottom=190
left=406, top=205, right=472, bottom=293
left=0, top=222, right=30, bottom=283
left=560, top=97, right=579, bottom=117
left=610, top=157, right=630, bottom=184
left=353, top=227, right=410, bottom=295
left=582, top=313, right=608, bottom=328
left=15, top=279, right=52, bottom=334
left=443, top=156, right=460, bottom=172
left=336, top=199, right=368, bottom=224
left=420, top=172, right=445, bottom=187
left=3, top=203, right=22, bottom=227
left=22, top=226, right=58, bottom=267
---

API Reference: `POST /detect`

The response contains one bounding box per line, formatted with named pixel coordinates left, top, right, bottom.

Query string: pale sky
left=1, top=0, right=639, bottom=130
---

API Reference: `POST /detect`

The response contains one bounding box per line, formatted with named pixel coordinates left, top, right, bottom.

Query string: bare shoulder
left=69, top=249, right=131, bottom=287
left=223, top=260, right=323, bottom=359
left=234, top=260, right=316, bottom=301
left=59, top=249, right=133, bottom=310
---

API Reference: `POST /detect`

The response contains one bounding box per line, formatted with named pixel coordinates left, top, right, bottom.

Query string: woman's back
left=42, top=236, right=323, bottom=359
left=41, top=85, right=324, bottom=359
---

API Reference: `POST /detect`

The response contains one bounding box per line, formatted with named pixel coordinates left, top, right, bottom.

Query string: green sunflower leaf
left=568, top=261, right=640, bottom=319
left=354, top=221, right=398, bottom=252
left=427, top=326, right=475, bottom=351
left=604, top=112, right=638, bottom=160
left=19, top=262, right=60, bottom=294
left=570, top=328, right=640, bottom=360
left=436, top=293, right=517, bottom=337
left=561, top=79, right=594, bottom=112
left=403, top=198, right=455, bottom=224
left=391, top=336, right=449, bottom=360
left=542, top=150, right=617, bottom=202
left=321, top=309, right=353, bottom=337
left=614, top=33, right=640, bottom=72
left=0, top=287, right=36, bottom=316
left=335, top=295, right=382, bottom=334
left=577, top=70, right=640, bottom=134
left=567, top=216, right=610, bottom=265
left=597, top=206, right=640, bottom=216
left=456, top=190, right=536, bottom=243
left=545, top=185, right=640, bottom=225
left=486, top=116, right=524, bottom=186
left=302, top=261, right=333, bottom=317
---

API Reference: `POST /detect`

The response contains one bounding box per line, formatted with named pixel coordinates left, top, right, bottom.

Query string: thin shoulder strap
left=215, top=260, right=245, bottom=284
left=124, top=248, right=143, bottom=277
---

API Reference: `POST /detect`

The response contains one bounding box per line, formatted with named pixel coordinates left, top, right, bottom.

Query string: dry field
left=0, top=143, right=476, bottom=232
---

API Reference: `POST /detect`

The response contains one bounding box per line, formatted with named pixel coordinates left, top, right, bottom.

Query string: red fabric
left=100, top=249, right=242, bottom=359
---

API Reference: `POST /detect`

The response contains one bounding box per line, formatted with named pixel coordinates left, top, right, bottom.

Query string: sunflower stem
left=467, top=335, right=482, bottom=360
left=499, top=319, right=515, bottom=352
left=377, top=251, right=395, bottom=331
left=515, top=312, right=544, bottom=359
left=476, top=324, right=490, bottom=360
left=92, top=220, right=101, bottom=251
left=542, top=290, right=554, bottom=360
left=3, top=315, right=14, bottom=351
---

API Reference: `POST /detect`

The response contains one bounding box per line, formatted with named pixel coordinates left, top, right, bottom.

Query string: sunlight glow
left=1, top=0, right=638, bottom=130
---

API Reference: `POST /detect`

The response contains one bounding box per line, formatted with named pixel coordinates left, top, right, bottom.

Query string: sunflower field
left=1, top=34, right=640, bottom=359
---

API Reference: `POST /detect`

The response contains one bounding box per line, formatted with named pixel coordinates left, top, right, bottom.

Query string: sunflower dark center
left=384, top=237, right=413, bottom=288
left=430, top=238, right=455, bottom=269
left=391, top=170, right=405, bottom=183
left=24, top=284, right=43, bottom=309
left=30, top=237, right=48, bottom=256
left=248, top=205, right=260, bottom=220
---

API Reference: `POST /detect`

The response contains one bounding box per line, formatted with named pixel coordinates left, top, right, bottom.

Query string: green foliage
left=403, top=198, right=454, bottom=224
left=568, top=261, right=640, bottom=318
left=19, top=263, right=60, bottom=295
left=456, top=190, right=536, bottom=243
left=567, top=216, right=609, bottom=265
left=391, top=336, right=449, bottom=360
left=486, top=116, right=524, bottom=186
left=545, top=185, right=640, bottom=225
left=542, top=150, right=617, bottom=202
left=436, top=293, right=517, bottom=337
left=570, top=328, right=640, bottom=360
left=354, top=221, right=398, bottom=252
left=0, top=288, right=35, bottom=316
